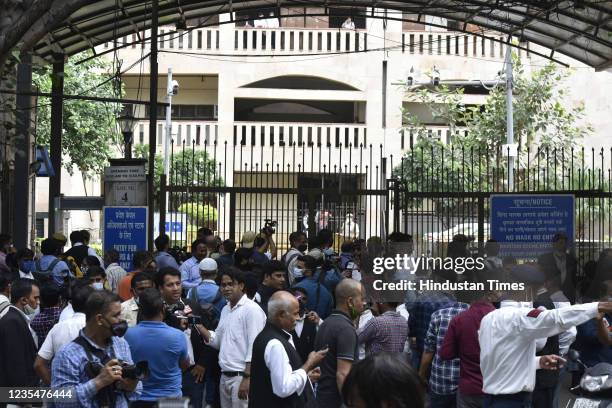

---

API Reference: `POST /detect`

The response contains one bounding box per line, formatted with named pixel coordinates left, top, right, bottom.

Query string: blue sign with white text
left=103, top=206, right=148, bottom=271
left=490, top=195, right=574, bottom=260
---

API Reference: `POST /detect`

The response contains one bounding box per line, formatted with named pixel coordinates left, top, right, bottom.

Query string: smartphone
left=187, top=315, right=202, bottom=325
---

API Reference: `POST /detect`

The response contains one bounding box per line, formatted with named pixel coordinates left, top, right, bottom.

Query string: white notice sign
left=104, top=166, right=146, bottom=182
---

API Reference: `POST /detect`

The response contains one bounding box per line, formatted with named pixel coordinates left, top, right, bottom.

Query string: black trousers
left=532, top=387, right=555, bottom=408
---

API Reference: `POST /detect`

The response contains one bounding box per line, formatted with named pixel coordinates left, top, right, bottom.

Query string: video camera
left=261, top=219, right=277, bottom=235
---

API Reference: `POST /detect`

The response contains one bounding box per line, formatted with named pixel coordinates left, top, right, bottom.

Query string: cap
left=52, top=233, right=67, bottom=243
left=241, top=231, right=257, bottom=249
left=199, top=258, right=218, bottom=272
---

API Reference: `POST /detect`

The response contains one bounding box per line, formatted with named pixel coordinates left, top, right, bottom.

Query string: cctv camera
left=432, top=76, right=440, bottom=86
left=169, top=79, right=179, bottom=95
left=407, top=76, right=414, bottom=86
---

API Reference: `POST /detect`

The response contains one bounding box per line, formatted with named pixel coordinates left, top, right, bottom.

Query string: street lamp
left=117, top=105, right=136, bottom=159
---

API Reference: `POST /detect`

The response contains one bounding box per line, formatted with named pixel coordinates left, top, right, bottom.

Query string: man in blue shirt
left=125, top=288, right=190, bottom=406
left=179, top=239, right=208, bottom=291
left=187, top=258, right=227, bottom=318
left=154, top=234, right=180, bottom=271
left=294, top=255, right=334, bottom=319
left=51, top=290, right=141, bottom=408
left=32, top=238, right=74, bottom=288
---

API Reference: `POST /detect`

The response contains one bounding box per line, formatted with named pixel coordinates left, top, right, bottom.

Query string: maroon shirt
left=439, top=301, right=496, bottom=395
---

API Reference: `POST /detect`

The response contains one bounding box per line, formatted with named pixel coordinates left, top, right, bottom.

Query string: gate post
left=307, top=193, right=316, bottom=238
left=477, top=195, right=485, bottom=256
left=393, top=180, right=401, bottom=233
left=160, top=174, right=167, bottom=236
left=229, top=191, right=236, bottom=241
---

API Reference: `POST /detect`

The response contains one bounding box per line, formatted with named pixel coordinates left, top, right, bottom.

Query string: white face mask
left=293, top=267, right=304, bottom=278
left=24, top=304, right=39, bottom=317
left=92, top=282, right=104, bottom=291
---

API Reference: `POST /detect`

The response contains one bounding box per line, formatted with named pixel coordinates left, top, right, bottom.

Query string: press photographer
left=155, top=267, right=210, bottom=408
left=51, top=290, right=142, bottom=408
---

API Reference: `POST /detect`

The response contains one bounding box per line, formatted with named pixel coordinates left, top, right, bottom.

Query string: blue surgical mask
left=92, top=282, right=104, bottom=291
left=323, top=248, right=335, bottom=256
left=20, top=260, right=34, bottom=273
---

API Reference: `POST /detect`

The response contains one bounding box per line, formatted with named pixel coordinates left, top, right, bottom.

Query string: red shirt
left=439, top=301, right=496, bottom=395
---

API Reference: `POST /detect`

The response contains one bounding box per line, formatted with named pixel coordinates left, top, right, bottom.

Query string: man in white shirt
left=196, top=268, right=267, bottom=408
left=33, top=283, right=93, bottom=385
left=249, top=291, right=326, bottom=407
left=479, top=299, right=612, bottom=408
left=120, top=272, right=155, bottom=327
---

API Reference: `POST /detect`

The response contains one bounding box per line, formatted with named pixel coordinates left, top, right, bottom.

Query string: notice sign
left=104, top=166, right=146, bottom=182
left=490, top=195, right=574, bottom=259
left=103, top=206, right=148, bottom=271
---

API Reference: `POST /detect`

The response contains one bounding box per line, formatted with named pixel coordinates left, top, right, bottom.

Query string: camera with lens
left=261, top=219, right=277, bottom=235
left=86, top=360, right=149, bottom=381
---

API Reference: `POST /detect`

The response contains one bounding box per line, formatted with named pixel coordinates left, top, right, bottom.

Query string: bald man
left=249, top=291, right=326, bottom=408
left=314, top=279, right=366, bottom=408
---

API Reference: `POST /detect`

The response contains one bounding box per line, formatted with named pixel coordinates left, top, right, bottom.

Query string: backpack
left=60, top=255, right=83, bottom=278
left=188, top=286, right=224, bottom=329
left=32, top=258, right=61, bottom=284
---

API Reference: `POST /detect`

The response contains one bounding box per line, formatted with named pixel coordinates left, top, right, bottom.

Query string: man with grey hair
left=249, top=291, right=327, bottom=408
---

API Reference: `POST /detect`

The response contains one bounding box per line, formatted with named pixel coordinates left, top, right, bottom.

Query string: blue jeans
left=484, top=393, right=532, bottom=408
left=411, top=349, right=423, bottom=370
left=183, top=370, right=205, bottom=408
left=430, top=392, right=456, bottom=408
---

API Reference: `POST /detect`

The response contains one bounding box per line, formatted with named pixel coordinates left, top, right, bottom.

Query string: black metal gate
left=158, top=139, right=389, bottom=251
left=390, top=144, right=612, bottom=266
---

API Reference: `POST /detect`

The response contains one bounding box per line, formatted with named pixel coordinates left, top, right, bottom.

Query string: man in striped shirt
left=358, top=301, right=409, bottom=355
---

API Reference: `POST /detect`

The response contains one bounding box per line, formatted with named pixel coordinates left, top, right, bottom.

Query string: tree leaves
left=33, top=51, right=122, bottom=178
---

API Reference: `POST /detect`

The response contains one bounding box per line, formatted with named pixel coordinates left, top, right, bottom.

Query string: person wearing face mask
left=51, top=290, right=142, bottom=408
left=294, top=255, right=334, bottom=320
left=121, top=272, right=155, bottom=328
left=313, top=278, right=366, bottom=408
left=0, top=278, right=40, bottom=390
left=31, top=281, right=63, bottom=345
left=86, top=266, right=109, bottom=291
left=14, top=247, right=35, bottom=280
left=289, top=287, right=323, bottom=364
left=282, top=232, right=308, bottom=285
left=35, top=281, right=94, bottom=385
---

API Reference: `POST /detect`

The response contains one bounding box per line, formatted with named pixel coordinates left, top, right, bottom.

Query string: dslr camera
left=261, top=219, right=277, bottom=235
left=86, top=360, right=149, bottom=381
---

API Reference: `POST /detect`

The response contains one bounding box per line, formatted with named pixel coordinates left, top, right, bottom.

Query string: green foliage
left=33, top=51, right=122, bottom=177
left=178, top=203, right=218, bottom=225
left=396, top=57, right=593, bottom=202
left=134, top=144, right=224, bottom=204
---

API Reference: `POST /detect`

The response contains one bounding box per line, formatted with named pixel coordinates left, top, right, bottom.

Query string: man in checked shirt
left=419, top=293, right=470, bottom=408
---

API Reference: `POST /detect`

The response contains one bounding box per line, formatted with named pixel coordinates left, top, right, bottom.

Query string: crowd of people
left=0, top=228, right=611, bottom=408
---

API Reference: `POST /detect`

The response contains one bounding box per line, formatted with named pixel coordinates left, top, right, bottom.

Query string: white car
left=424, top=222, right=490, bottom=243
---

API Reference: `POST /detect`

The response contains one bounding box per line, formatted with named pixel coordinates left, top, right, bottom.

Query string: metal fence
left=159, top=140, right=612, bottom=268
left=159, top=139, right=389, bottom=251
left=391, top=144, right=612, bottom=266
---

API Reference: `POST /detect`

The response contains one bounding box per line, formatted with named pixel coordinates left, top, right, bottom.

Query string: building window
left=144, top=104, right=217, bottom=120
left=186, top=124, right=191, bottom=146
left=205, top=125, right=211, bottom=145
left=196, top=125, right=201, bottom=145
left=177, top=124, right=182, bottom=146
left=139, top=124, right=144, bottom=144
left=157, top=124, right=163, bottom=145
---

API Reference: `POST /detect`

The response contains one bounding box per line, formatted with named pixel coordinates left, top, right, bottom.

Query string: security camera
left=407, top=76, right=414, bottom=86
left=169, top=79, right=179, bottom=96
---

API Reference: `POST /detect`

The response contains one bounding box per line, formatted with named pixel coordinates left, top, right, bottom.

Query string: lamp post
left=117, top=106, right=136, bottom=159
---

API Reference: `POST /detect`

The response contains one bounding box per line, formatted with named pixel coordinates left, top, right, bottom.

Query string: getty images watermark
left=370, top=255, right=525, bottom=291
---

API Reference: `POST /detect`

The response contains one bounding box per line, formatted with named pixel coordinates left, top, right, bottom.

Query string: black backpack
left=188, top=286, right=224, bottom=329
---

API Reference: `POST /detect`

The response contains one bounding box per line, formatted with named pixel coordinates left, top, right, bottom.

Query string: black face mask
left=105, top=319, right=128, bottom=337
left=297, top=244, right=308, bottom=252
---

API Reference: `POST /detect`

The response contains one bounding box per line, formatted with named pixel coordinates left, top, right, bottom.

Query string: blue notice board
left=490, top=195, right=574, bottom=259
left=103, top=206, right=148, bottom=271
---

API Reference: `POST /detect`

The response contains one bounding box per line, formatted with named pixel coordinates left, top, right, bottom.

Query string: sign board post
left=103, top=206, right=148, bottom=271
left=490, top=194, right=575, bottom=260
left=104, top=159, right=148, bottom=207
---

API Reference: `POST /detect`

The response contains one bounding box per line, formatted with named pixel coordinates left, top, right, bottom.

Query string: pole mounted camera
left=169, top=79, right=180, bottom=96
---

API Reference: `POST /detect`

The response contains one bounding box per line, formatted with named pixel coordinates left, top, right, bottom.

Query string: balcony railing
left=103, top=28, right=220, bottom=51
left=233, top=27, right=367, bottom=53
left=400, top=31, right=530, bottom=59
